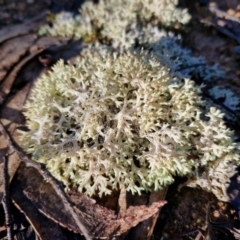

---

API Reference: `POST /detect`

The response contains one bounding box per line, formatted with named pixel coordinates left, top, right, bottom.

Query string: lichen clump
left=21, top=51, right=239, bottom=197
left=38, top=0, right=223, bottom=83
left=39, top=0, right=191, bottom=48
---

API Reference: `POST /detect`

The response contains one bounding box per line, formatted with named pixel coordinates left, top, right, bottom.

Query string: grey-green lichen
left=39, top=0, right=191, bottom=48
left=20, top=50, right=240, bottom=198
left=38, top=0, right=224, bottom=83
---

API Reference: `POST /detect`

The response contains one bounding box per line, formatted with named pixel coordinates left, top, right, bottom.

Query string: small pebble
left=191, top=212, right=197, bottom=220
left=163, top=232, right=169, bottom=238
left=213, top=210, right=220, bottom=218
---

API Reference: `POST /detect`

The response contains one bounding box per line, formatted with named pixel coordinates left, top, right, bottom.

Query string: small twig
left=208, top=5, right=240, bottom=24
left=181, top=229, right=205, bottom=240
left=1, top=155, right=14, bottom=240
left=118, top=184, right=127, bottom=216
left=175, top=63, right=207, bottom=72
left=0, top=122, right=92, bottom=240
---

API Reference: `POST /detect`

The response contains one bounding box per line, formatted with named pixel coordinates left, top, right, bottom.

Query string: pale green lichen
left=38, top=0, right=223, bottom=82
left=20, top=50, right=239, bottom=199
left=38, top=6, right=222, bottom=82
left=39, top=0, right=191, bottom=48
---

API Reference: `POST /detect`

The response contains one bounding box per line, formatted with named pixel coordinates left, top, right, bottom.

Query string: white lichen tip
left=20, top=50, right=239, bottom=199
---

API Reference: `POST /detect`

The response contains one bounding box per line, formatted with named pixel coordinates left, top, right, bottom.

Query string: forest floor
left=0, top=0, right=240, bottom=239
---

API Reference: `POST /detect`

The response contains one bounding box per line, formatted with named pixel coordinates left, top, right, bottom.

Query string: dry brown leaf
left=0, top=83, right=32, bottom=136
left=0, top=34, right=72, bottom=104
left=10, top=161, right=166, bottom=239
left=0, top=197, right=7, bottom=238
left=0, top=12, right=46, bottom=45
left=0, top=48, right=46, bottom=105
left=0, top=81, right=33, bottom=203
left=0, top=124, right=10, bottom=201
left=11, top=176, right=67, bottom=240
left=0, top=122, right=92, bottom=240
left=12, top=162, right=95, bottom=235
left=127, top=188, right=168, bottom=240
left=0, top=34, right=37, bottom=83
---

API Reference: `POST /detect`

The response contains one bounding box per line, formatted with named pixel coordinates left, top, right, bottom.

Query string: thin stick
left=1, top=155, right=14, bottom=240
left=0, top=122, right=92, bottom=240
left=208, top=5, right=240, bottom=24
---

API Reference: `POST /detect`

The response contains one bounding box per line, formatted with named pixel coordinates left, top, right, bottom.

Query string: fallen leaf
left=0, top=34, right=37, bottom=83
left=127, top=188, right=168, bottom=240
left=11, top=177, right=67, bottom=240
left=213, top=17, right=240, bottom=44
left=0, top=12, right=46, bottom=45
left=0, top=82, right=33, bottom=203
left=0, top=133, right=9, bottom=201
left=10, top=160, right=166, bottom=239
